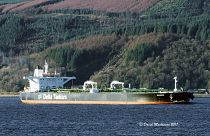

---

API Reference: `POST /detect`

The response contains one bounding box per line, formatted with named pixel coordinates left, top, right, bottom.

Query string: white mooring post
left=174, top=76, right=178, bottom=92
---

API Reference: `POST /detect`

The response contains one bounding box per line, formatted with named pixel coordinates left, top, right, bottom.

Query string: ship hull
left=20, top=91, right=194, bottom=105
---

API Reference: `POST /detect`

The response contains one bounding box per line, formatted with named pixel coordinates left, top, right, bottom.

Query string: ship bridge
left=23, top=61, right=76, bottom=92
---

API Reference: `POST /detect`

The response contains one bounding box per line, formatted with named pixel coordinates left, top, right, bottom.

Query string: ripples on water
left=0, top=97, right=209, bottom=136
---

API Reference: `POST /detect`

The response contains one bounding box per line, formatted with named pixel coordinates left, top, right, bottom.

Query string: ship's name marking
left=38, top=94, right=67, bottom=100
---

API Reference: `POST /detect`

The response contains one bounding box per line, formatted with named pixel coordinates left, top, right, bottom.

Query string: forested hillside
left=1, top=0, right=210, bottom=91
left=91, top=33, right=210, bottom=89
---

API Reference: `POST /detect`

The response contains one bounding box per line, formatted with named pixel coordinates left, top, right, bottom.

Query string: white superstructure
left=83, top=81, right=99, bottom=93
left=110, top=81, right=124, bottom=90
left=23, top=61, right=76, bottom=92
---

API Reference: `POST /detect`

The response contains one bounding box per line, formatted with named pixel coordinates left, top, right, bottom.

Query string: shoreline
left=0, top=92, right=19, bottom=97
left=0, top=94, right=19, bottom=97
left=193, top=94, right=210, bottom=98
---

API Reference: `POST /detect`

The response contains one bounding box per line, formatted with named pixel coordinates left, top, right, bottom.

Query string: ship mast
left=174, top=76, right=178, bottom=92
left=44, top=60, right=48, bottom=74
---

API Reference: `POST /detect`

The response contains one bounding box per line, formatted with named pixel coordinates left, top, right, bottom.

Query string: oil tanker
left=20, top=61, right=194, bottom=104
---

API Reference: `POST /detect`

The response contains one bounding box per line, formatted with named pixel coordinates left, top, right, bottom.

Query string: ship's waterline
left=21, top=100, right=174, bottom=105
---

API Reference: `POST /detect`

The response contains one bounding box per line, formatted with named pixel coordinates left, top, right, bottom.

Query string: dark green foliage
left=113, top=16, right=210, bottom=41
left=157, top=39, right=210, bottom=89
left=144, top=0, right=207, bottom=18
left=45, top=35, right=125, bottom=84
left=126, top=43, right=155, bottom=64
left=0, top=12, right=104, bottom=54
left=0, top=15, right=26, bottom=53
left=125, top=42, right=168, bottom=65
left=92, top=34, right=210, bottom=90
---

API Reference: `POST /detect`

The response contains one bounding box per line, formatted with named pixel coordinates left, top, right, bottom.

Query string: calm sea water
left=0, top=97, right=209, bottom=136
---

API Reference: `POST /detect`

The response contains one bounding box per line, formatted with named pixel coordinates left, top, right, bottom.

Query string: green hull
left=20, top=91, right=194, bottom=104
